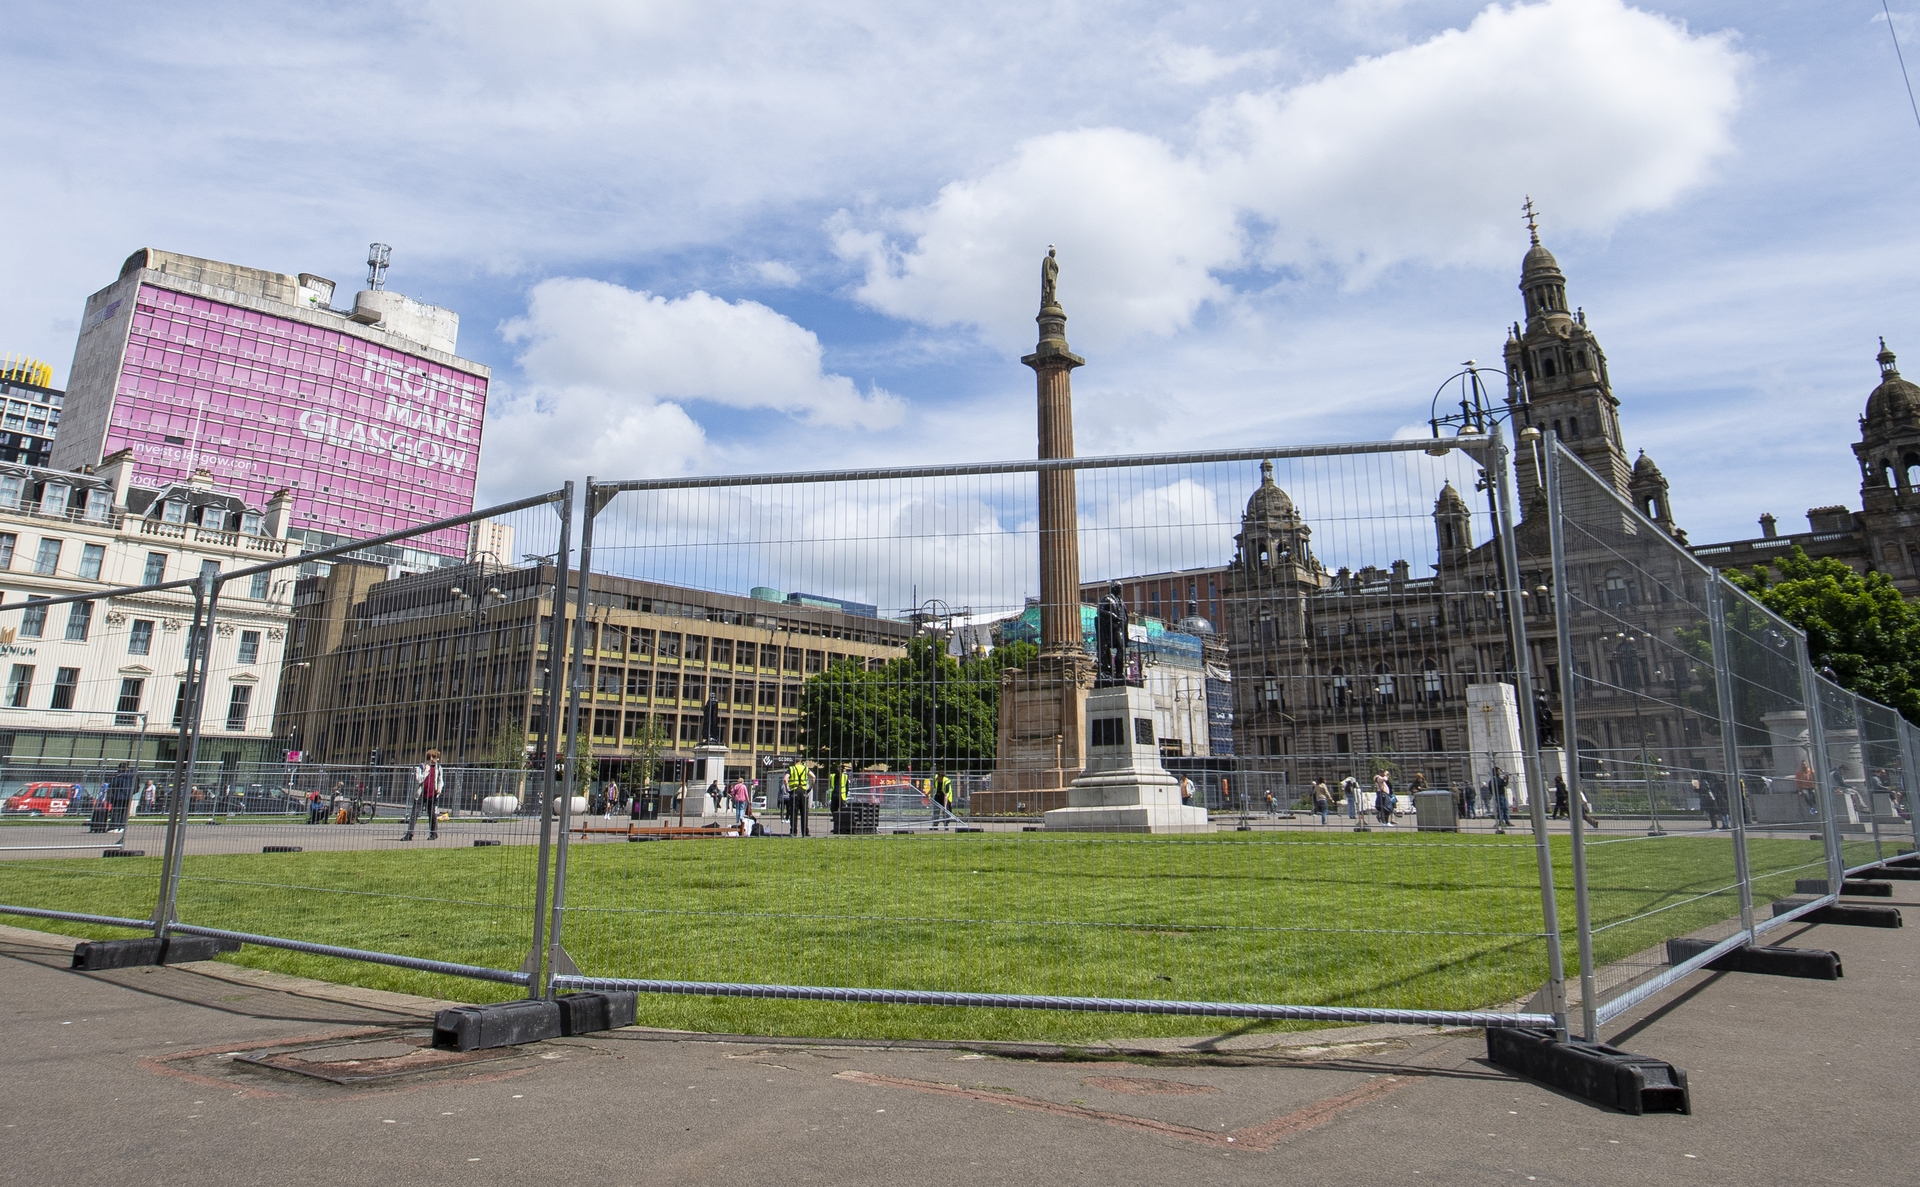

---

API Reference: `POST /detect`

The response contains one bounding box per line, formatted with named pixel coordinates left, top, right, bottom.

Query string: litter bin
left=639, top=791, right=660, bottom=821
left=1415, top=790, right=1458, bottom=833
left=833, top=804, right=880, bottom=835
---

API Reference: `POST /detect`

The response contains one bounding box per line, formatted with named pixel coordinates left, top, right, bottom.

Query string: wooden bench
left=570, top=822, right=741, bottom=840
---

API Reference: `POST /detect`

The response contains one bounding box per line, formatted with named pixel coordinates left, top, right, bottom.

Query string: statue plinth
left=1044, top=685, right=1213, bottom=833
left=978, top=651, right=1094, bottom=814
left=678, top=742, right=730, bottom=819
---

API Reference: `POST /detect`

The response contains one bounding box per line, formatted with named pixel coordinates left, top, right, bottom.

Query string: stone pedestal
left=1760, top=710, right=1809, bottom=786
left=977, top=651, right=1094, bottom=815
left=1043, top=685, right=1213, bottom=833
left=1467, top=682, right=1530, bottom=806
left=677, top=743, right=731, bottom=819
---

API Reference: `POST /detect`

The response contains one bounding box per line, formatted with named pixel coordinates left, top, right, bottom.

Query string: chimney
left=265, top=488, right=294, bottom=539
left=97, top=447, right=136, bottom=509
left=1759, top=513, right=1777, bottom=540
left=188, top=467, right=214, bottom=491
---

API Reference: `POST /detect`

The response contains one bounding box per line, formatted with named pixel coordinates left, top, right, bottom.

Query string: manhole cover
left=236, top=1031, right=526, bottom=1084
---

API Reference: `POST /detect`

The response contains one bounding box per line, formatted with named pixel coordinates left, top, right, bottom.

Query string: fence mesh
left=545, top=446, right=1561, bottom=1032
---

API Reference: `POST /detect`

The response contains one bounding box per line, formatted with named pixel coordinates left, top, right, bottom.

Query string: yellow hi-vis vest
left=786, top=763, right=808, bottom=791
left=828, top=771, right=848, bottom=803
left=932, top=775, right=952, bottom=804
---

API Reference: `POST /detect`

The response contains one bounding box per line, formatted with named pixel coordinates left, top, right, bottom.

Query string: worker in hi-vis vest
left=785, top=759, right=812, bottom=837
left=930, top=771, right=954, bottom=830
left=827, top=764, right=850, bottom=833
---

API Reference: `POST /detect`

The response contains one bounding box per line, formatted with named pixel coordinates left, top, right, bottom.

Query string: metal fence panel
left=1548, top=442, right=1744, bottom=1030
left=547, top=444, right=1564, bottom=1031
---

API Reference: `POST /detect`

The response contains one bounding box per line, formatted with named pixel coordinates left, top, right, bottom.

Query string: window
left=601, top=624, right=625, bottom=654
left=0, top=476, right=20, bottom=508
left=655, top=671, right=679, bottom=700
left=240, top=510, right=262, bottom=536
left=143, top=552, right=167, bottom=585
left=658, top=632, right=681, bottom=659
left=731, top=718, right=753, bottom=746
left=1603, top=570, right=1631, bottom=609
left=780, top=683, right=801, bottom=709
left=65, top=601, right=92, bottom=641
left=1422, top=662, right=1443, bottom=700
left=683, top=675, right=706, bottom=703
left=597, top=666, right=622, bottom=694
left=40, top=483, right=68, bottom=516
left=630, top=628, right=653, bottom=657
left=50, top=666, right=78, bottom=710
left=185, top=623, right=202, bottom=657
left=1374, top=665, right=1396, bottom=700
left=783, top=647, right=801, bottom=673
left=162, top=499, right=187, bottom=524
left=20, top=597, right=47, bottom=638
left=78, top=543, right=104, bottom=581
left=33, top=538, right=61, bottom=575
left=711, top=639, right=733, bottom=665
left=115, top=677, right=143, bottom=726
left=0, top=532, right=13, bottom=569
left=626, top=669, right=648, bottom=697
left=200, top=559, right=219, bottom=585
left=171, top=682, right=189, bottom=727
left=779, top=720, right=799, bottom=747
left=226, top=685, right=252, bottom=731
left=128, top=619, right=154, bottom=656
left=1334, top=732, right=1351, bottom=754
left=679, top=715, right=702, bottom=743
left=805, top=649, right=824, bottom=674
left=249, top=571, right=269, bottom=599
left=733, top=680, right=754, bottom=707
left=760, top=644, right=780, bottom=669
left=684, top=635, right=707, bottom=662
left=3, top=663, right=32, bottom=708
left=593, top=709, right=619, bottom=739
left=1329, top=666, right=1348, bottom=706
left=1424, top=728, right=1445, bottom=752
left=84, top=489, right=111, bottom=522
left=238, top=630, right=260, bottom=664
left=758, top=681, right=778, bottom=707
left=1569, top=416, right=1582, bottom=439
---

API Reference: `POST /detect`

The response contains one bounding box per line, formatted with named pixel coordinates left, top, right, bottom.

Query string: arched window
left=1262, top=668, right=1281, bottom=709
left=1542, top=356, right=1558, bottom=378
left=1329, top=666, right=1348, bottom=707
left=1574, top=349, right=1588, bottom=370
left=1905, top=453, right=1920, bottom=490
left=1374, top=663, right=1396, bottom=701
left=1422, top=660, right=1443, bottom=701
left=1881, top=459, right=1896, bottom=489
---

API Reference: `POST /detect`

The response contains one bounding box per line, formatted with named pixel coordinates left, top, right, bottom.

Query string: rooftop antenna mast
left=365, top=242, right=392, bottom=291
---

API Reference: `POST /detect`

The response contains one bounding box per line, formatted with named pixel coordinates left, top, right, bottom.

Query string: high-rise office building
left=0, top=355, right=64, bottom=469
left=54, top=249, right=490, bottom=572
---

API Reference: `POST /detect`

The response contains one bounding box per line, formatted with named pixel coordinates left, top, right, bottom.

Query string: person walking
left=930, top=770, right=955, bottom=830
left=730, top=777, right=750, bottom=829
left=1372, top=771, right=1392, bottom=826
left=1697, top=773, right=1725, bottom=831
left=403, top=749, right=443, bottom=841
left=1313, top=779, right=1330, bottom=825
left=1263, top=790, right=1278, bottom=818
left=1341, top=775, right=1360, bottom=819
left=1551, top=774, right=1570, bottom=820
left=1179, top=776, right=1195, bottom=810
left=784, top=759, right=811, bottom=837
left=1579, top=783, right=1601, bottom=830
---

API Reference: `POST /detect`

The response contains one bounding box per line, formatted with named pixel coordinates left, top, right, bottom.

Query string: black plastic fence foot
left=473, top=839, right=502, bottom=847
left=1869, top=865, right=1920, bottom=880
left=102, top=849, right=145, bottom=858
left=432, top=999, right=562, bottom=1050
left=262, top=845, right=303, bottom=854
left=1666, top=938, right=1842, bottom=979
left=160, top=936, right=240, bottom=963
left=1485, top=1028, right=1690, bottom=1114
left=1774, top=899, right=1903, bottom=927
left=71, top=938, right=164, bottom=970
left=554, top=991, right=638, bottom=1036
left=1796, top=878, right=1894, bottom=897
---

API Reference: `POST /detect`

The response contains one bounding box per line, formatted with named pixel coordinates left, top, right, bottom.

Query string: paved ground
left=3, top=877, right=1916, bottom=1186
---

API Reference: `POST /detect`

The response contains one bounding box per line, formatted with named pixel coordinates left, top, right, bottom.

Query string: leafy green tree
left=622, top=716, right=670, bottom=791
left=1728, top=546, right=1920, bottom=723
left=801, top=638, right=1037, bottom=772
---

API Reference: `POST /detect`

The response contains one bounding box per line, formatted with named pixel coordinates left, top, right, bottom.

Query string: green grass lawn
left=0, top=829, right=1853, bottom=1042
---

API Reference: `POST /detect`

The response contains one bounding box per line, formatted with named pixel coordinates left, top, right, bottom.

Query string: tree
left=1728, top=546, right=1920, bottom=723
left=484, top=722, right=529, bottom=771
left=622, top=715, right=671, bottom=790
left=800, top=638, right=1038, bottom=772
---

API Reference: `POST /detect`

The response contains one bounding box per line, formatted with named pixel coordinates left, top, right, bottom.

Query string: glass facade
left=103, top=284, right=487, bottom=560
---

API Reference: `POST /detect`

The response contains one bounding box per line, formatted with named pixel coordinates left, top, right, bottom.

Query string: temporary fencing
left=0, top=430, right=1911, bottom=1045
left=1547, top=439, right=1914, bottom=1039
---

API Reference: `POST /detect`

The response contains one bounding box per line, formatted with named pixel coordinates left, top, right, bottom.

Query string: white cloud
left=480, top=277, right=902, bottom=498
left=839, top=0, right=1744, bottom=351
left=750, top=260, right=803, bottom=287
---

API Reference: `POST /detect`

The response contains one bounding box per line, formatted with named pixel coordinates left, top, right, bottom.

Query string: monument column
left=1024, top=247, right=1086, bottom=658
left=983, top=248, right=1096, bottom=812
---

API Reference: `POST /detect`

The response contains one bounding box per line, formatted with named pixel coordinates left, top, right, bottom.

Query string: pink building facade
left=57, top=250, right=489, bottom=566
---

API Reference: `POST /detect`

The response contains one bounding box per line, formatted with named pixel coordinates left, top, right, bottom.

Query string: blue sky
left=4, top=1, right=1919, bottom=547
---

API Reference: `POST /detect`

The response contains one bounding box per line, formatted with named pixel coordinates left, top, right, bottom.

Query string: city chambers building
left=273, top=559, right=912, bottom=782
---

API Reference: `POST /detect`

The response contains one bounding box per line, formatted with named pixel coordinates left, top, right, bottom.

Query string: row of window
left=0, top=536, right=274, bottom=598
left=3, top=665, right=253, bottom=730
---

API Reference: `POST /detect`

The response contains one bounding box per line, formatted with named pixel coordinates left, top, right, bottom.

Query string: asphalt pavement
left=2, top=872, right=1916, bottom=1186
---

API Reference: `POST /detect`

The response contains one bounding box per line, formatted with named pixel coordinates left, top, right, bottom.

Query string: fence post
left=1796, top=639, right=1846, bottom=891
left=1486, top=424, right=1568, bottom=1039
left=1543, top=439, right=1596, bottom=1040
left=1902, top=719, right=1920, bottom=858
left=523, top=481, right=573, bottom=997
left=1706, top=577, right=1756, bottom=943
left=153, top=575, right=222, bottom=938
left=544, top=476, right=600, bottom=992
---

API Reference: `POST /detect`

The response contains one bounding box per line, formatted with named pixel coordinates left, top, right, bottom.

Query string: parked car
left=3, top=782, right=82, bottom=817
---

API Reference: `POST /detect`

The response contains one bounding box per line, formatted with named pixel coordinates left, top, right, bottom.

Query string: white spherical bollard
left=481, top=795, right=520, bottom=817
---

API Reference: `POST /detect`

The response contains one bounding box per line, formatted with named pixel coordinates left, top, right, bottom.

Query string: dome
left=1864, top=339, right=1920, bottom=431
left=1521, top=241, right=1560, bottom=276
left=1631, top=451, right=1663, bottom=480
left=1245, top=459, right=1296, bottom=520
left=1435, top=482, right=1469, bottom=512
left=1176, top=615, right=1215, bottom=636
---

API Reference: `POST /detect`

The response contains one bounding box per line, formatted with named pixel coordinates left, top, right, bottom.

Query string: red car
left=3, top=782, right=80, bottom=817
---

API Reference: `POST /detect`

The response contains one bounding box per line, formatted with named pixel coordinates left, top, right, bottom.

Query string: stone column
left=1026, top=297, right=1084, bottom=657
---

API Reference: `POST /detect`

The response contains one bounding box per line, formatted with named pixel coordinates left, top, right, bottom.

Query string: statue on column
left=1094, top=581, right=1129, bottom=687
left=1040, top=245, right=1059, bottom=310
left=701, top=694, right=721, bottom=745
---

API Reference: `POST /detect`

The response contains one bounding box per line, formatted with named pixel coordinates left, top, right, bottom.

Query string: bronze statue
left=701, top=694, right=720, bottom=745
left=1094, top=581, right=1129, bottom=687
left=1040, top=245, right=1058, bottom=310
